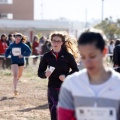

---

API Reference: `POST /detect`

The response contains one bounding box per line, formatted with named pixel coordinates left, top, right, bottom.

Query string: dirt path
left=0, top=64, right=50, bottom=120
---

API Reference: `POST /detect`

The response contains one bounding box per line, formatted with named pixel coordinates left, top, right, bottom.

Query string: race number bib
left=12, top=48, right=21, bottom=56
left=76, top=107, right=116, bottom=120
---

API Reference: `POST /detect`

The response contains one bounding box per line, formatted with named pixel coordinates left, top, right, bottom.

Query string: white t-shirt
left=108, top=44, right=114, bottom=53
left=90, top=81, right=109, bottom=96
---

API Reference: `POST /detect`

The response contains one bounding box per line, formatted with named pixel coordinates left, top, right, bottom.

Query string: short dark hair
left=8, top=34, right=13, bottom=39
left=78, top=32, right=105, bottom=51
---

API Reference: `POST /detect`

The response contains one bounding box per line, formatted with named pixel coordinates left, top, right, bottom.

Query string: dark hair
left=115, top=39, right=120, bottom=46
left=1, top=34, right=7, bottom=39
left=78, top=32, right=105, bottom=51
left=8, top=34, right=12, bottom=37
left=33, top=35, right=38, bottom=42
left=110, top=40, right=114, bottom=44
left=39, top=36, right=46, bottom=44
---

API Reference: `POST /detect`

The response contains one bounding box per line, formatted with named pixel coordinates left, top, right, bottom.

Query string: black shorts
left=12, top=63, right=24, bottom=66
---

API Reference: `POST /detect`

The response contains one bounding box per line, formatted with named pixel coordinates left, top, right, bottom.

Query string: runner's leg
left=11, top=64, right=18, bottom=93
left=18, top=65, right=24, bottom=79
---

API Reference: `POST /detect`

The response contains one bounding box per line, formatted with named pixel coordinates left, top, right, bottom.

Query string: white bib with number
left=76, top=107, right=116, bottom=120
left=12, top=48, right=21, bottom=56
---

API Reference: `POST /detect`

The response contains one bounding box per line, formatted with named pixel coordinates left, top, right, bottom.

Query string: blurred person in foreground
left=4, top=33, right=31, bottom=95
left=58, top=32, right=120, bottom=120
left=38, top=31, right=79, bottom=120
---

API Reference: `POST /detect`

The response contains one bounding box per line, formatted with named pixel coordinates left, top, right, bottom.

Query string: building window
left=7, top=13, right=13, bottom=19
left=0, top=13, right=13, bottom=19
left=0, top=0, right=13, bottom=4
left=0, top=14, right=7, bottom=19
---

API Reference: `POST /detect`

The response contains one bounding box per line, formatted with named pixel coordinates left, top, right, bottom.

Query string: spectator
left=0, top=34, right=8, bottom=68
left=37, top=36, right=47, bottom=54
left=32, top=35, right=39, bottom=65
left=24, top=36, right=31, bottom=67
left=41, top=40, right=51, bottom=55
left=7, top=34, right=15, bottom=46
left=108, top=40, right=114, bottom=62
left=113, top=39, right=120, bottom=72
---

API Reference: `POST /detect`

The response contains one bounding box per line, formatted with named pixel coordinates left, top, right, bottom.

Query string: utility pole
left=102, top=0, right=104, bottom=21
left=41, top=0, right=43, bottom=20
left=85, top=8, right=87, bottom=28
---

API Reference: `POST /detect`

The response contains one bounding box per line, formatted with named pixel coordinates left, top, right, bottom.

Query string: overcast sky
left=34, top=0, right=120, bottom=21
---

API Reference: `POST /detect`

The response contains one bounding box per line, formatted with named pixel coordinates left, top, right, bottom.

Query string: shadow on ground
left=17, top=103, right=49, bottom=112
left=0, top=96, right=15, bottom=101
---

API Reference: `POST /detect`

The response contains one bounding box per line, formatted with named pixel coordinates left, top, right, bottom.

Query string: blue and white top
left=5, top=42, right=31, bottom=64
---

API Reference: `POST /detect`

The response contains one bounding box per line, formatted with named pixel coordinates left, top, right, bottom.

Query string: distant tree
left=94, top=17, right=120, bottom=40
left=115, top=19, right=120, bottom=38
left=117, top=19, right=120, bottom=27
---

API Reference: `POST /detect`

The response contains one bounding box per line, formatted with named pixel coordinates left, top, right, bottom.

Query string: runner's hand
left=4, top=57, right=6, bottom=60
left=45, top=70, right=52, bottom=77
left=59, top=75, right=65, bottom=81
left=19, top=55, right=23, bottom=58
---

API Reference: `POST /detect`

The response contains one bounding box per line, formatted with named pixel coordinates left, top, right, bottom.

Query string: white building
left=0, top=19, right=84, bottom=41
